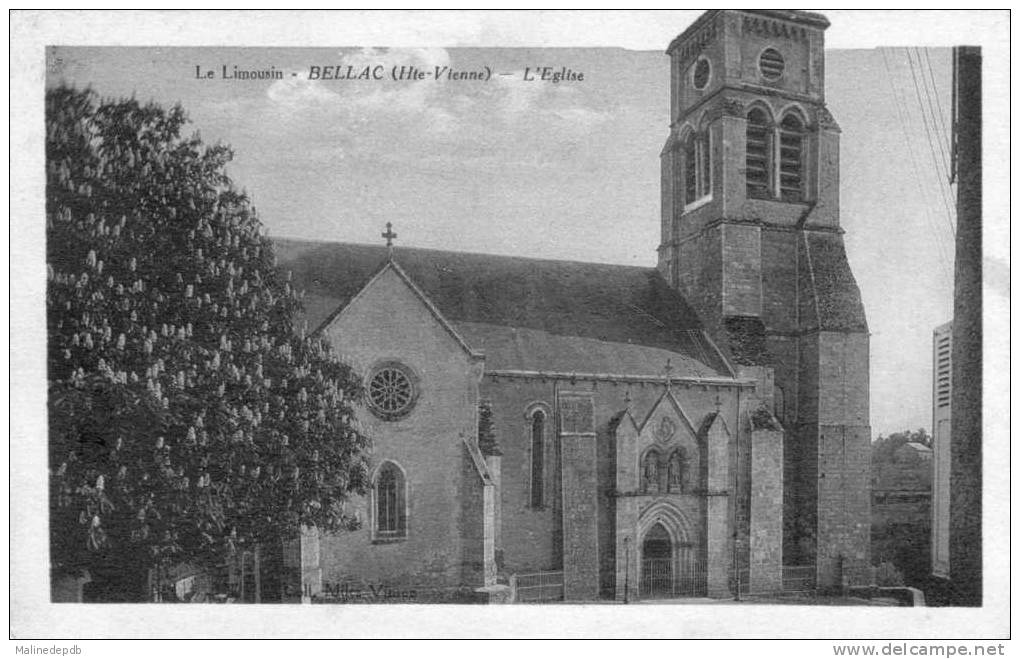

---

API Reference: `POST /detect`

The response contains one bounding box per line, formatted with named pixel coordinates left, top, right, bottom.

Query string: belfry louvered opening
left=759, top=48, right=785, bottom=80
left=745, top=108, right=772, bottom=199
left=779, top=113, right=805, bottom=201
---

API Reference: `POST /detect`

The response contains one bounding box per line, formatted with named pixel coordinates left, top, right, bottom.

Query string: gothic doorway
left=640, top=523, right=673, bottom=598
left=638, top=522, right=707, bottom=599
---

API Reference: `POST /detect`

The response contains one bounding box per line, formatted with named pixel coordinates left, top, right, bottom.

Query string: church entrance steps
left=631, top=597, right=719, bottom=604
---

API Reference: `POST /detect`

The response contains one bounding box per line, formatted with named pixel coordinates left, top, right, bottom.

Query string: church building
left=275, top=9, right=871, bottom=602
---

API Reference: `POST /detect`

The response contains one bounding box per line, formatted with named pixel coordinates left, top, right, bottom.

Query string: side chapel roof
left=274, top=238, right=733, bottom=379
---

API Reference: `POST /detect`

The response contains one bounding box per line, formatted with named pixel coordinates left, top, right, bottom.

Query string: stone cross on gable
left=663, top=358, right=674, bottom=389
left=382, top=222, right=398, bottom=256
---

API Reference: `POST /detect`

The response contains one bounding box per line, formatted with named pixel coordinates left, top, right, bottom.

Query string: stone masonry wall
left=559, top=393, right=599, bottom=601
left=721, top=223, right=763, bottom=318
left=458, top=445, right=488, bottom=586
left=750, top=427, right=784, bottom=593
left=318, top=267, right=482, bottom=593
left=560, top=433, right=600, bottom=601
left=676, top=227, right=724, bottom=337
left=816, top=424, right=872, bottom=587
left=812, top=331, right=871, bottom=588
left=760, top=228, right=799, bottom=333
left=596, top=414, right=617, bottom=598
left=480, top=378, right=561, bottom=575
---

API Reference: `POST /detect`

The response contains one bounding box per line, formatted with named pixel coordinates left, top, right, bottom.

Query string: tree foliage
left=46, top=86, right=370, bottom=583
left=871, top=428, right=931, bottom=464
left=477, top=400, right=500, bottom=456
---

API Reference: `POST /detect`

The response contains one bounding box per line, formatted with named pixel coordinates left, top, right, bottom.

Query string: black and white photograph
left=9, top=8, right=1010, bottom=644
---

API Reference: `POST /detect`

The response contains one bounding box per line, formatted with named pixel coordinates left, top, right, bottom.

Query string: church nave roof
left=274, top=238, right=733, bottom=379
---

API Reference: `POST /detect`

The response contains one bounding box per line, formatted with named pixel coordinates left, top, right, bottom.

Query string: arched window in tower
left=375, top=462, right=407, bottom=539
left=667, top=447, right=688, bottom=493
left=779, top=113, right=805, bottom=201
left=683, top=134, right=698, bottom=206
left=699, top=130, right=712, bottom=199
left=692, top=58, right=711, bottom=90
left=682, top=129, right=712, bottom=209
left=746, top=108, right=772, bottom=199
left=642, top=449, right=662, bottom=493
left=530, top=409, right=546, bottom=508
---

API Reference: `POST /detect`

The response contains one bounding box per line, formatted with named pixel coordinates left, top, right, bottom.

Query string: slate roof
left=802, top=232, right=870, bottom=333
left=273, top=238, right=733, bottom=379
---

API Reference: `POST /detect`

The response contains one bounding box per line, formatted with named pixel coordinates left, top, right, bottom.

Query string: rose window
left=367, top=363, right=417, bottom=420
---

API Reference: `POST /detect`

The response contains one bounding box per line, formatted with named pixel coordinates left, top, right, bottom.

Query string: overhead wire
left=913, top=47, right=954, bottom=182
left=905, top=48, right=957, bottom=238
left=879, top=48, right=954, bottom=288
left=922, top=47, right=953, bottom=165
left=920, top=47, right=958, bottom=236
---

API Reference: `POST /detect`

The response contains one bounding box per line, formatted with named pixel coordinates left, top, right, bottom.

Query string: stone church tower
left=658, top=10, right=872, bottom=587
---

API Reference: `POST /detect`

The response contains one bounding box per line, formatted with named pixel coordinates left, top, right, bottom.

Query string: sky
left=42, top=13, right=1002, bottom=439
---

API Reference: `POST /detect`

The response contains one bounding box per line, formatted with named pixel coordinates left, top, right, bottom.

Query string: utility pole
left=948, top=45, right=982, bottom=607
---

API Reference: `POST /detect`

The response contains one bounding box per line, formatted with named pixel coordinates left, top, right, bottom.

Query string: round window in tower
left=367, top=362, right=419, bottom=421
left=759, top=48, right=785, bottom=80
left=692, top=58, right=711, bottom=90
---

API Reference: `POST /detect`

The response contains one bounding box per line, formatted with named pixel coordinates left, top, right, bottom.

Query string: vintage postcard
left=9, top=9, right=1010, bottom=642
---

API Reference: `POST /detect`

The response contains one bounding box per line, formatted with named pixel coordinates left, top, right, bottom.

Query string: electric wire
left=905, top=48, right=957, bottom=238
left=879, top=48, right=954, bottom=287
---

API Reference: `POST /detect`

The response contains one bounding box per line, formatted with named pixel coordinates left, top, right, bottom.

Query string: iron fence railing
left=511, top=570, right=564, bottom=603
left=640, top=557, right=707, bottom=598
left=782, top=565, right=816, bottom=592
left=511, top=563, right=815, bottom=601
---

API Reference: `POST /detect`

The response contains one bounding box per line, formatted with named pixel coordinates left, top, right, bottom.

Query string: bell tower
left=659, top=10, right=872, bottom=589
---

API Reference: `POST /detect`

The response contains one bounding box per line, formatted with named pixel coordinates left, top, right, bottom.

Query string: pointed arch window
left=374, top=462, right=407, bottom=539
left=745, top=108, right=772, bottom=199
left=779, top=113, right=805, bottom=201
left=530, top=409, right=546, bottom=508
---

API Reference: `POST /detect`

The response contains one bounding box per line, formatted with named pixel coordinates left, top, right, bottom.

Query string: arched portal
left=636, top=504, right=706, bottom=599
